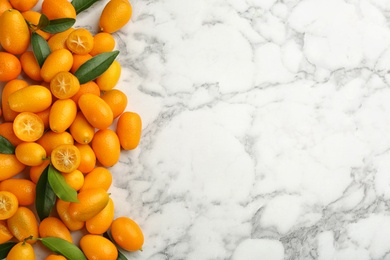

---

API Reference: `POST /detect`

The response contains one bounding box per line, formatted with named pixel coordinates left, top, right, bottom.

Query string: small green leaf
left=37, top=13, right=50, bottom=30
left=0, top=136, right=15, bottom=154
left=41, top=18, right=76, bottom=33
left=103, top=232, right=129, bottom=260
left=48, top=165, right=79, bottom=203
left=31, top=32, right=51, bottom=67
left=72, top=0, right=101, bottom=14
left=74, top=51, right=119, bottom=84
left=36, top=164, right=56, bottom=221
left=40, top=237, right=87, bottom=260
left=0, top=242, right=17, bottom=258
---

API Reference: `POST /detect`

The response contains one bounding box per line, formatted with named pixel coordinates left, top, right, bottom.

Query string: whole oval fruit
left=8, top=85, right=52, bottom=113
left=49, top=99, right=77, bottom=133
left=7, top=207, right=39, bottom=244
left=116, top=112, right=142, bottom=150
left=99, top=0, right=132, bottom=33
left=68, top=188, right=109, bottom=222
left=0, top=154, right=26, bottom=181
left=96, top=60, right=121, bottom=91
left=40, top=49, right=73, bottom=82
left=92, top=129, right=120, bottom=167
left=0, top=9, right=30, bottom=54
left=78, top=93, right=113, bottom=130
left=0, top=52, right=22, bottom=82
left=6, top=241, right=35, bottom=260
left=56, top=199, right=84, bottom=231
left=111, top=216, right=144, bottom=251
left=15, top=142, right=47, bottom=166
left=80, top=234, right=118, bottom=260
left=38, top=217, right=73, bottom=243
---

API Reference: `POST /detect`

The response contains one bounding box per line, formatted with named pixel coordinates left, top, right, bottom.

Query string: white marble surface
left=75, top=0, right=390, bottom=259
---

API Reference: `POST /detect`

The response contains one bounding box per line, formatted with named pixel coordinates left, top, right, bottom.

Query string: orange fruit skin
left=35, top=106, right=51, bottom=130
left=10, top=0, right=38, bottom=12
left=39, top=217, right=73, bottom=243
left=71, top=53, right=92, bottom=73
left=61, top=169, right=84, bottom=191
left=75, top=143, right=96, bottom=174
left=45, top=255, right=67, bottom=260
left=0, top=154, right=26, bottom=181
left=29, top=159, right=50, bottom=184
left=68, top=188, right=109, bottom=222
left=15, top=142, right=47, bottom=166
left=7, top=207, right=39, bottom=244
left=92, top=129, right=120, bottom=167
left=80, top=167, right=112, bottom=191
left=2, top=79, right=28, bottom=121
left=41, top=0, right=76, bottom=20
left=0, top=0, right=12, bottom=16
left=0, top=52, right=22, bottom=82
left=8, top=85, right=52, bottom=113
left=40, top=49, right=73, bottom=82
left=6, top=241, right=35, bottom=260
left=111, top=216, right=144, bottom=252
left=96, top=60, right=121, bottom=91
left=86, top=197, right=114, bottom=234
left=0, top=179, right=36, bottom=206
left=0, top=122, right=23, bottom=147
left=116, top=111, right=142, bottom=150
left=49, top=99, right=77, bottom=133
left=56, top=199, right=84, bottom=231
left=21, top=10, right=51, bottom=40
left=37, top=130, right=74, bottom=155
left=80, top=234, right=118, bottom=260
left=99, top=0, right=132, bottom=33
left=69, top=111, right=95, bottom=144
left=0, top=219, right=13, bottom=243
left=71, top=81, right=100, bottom=105
left=20, top=51, right=43, bottom=81
left=101, top=89, right=128, bottom=119
left=0, top=9, right=30, bottom=55
left=48, top=27, right=74, bottom=51
left=90, top=32, right=115, bottom=56
left=78, top=93, right=113, bottom=130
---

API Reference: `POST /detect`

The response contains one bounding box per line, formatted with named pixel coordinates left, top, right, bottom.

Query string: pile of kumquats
left=0, top=0, right=143, bottom=259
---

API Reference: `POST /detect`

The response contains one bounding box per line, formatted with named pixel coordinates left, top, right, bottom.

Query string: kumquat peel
left=0, top=0, right=144, bottom=259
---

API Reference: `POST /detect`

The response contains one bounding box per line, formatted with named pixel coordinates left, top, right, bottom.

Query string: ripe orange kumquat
left=6, top=241, right=35, bottom=260
left=7, top=207, right=39, bottom=244
left=66, top=28, right=94, bottom=55
left=0, top=52, right=22, bottom=82
left=0, top=179, right=36, bottom=206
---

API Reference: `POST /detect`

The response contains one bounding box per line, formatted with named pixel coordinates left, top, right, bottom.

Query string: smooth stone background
left=25, top=0, right=390, bottom=259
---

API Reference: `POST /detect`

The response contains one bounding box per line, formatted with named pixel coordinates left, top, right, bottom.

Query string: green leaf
left=37, top=13, right=50, bottom=30
left=48, top=165, right=79, bottom=203
left=31, top=32, right=51, bottom=67
left=40, top=237, right=87, bottom=260
left=103, top=232, right=129, bottom=260
left=72, top=0, right=101, bottom=14
left=74, top=51, right=119, bottom=84
left=0, top=242, right=17, bottom=259
left=41, top=18, right=76, bottom=33
left=36, top=164, right=56, bottom=221
left=0, top=136, right=15, bottom=154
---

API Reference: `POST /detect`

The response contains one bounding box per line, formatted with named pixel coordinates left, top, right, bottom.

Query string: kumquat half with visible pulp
left=0, top=0, right=144, bottom=258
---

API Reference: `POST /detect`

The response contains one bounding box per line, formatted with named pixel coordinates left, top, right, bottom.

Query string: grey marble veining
left=26, top=0, right=390, bottom=259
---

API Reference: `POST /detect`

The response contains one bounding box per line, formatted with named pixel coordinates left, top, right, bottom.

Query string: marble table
left=77, top=0, right=390, bottom=259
